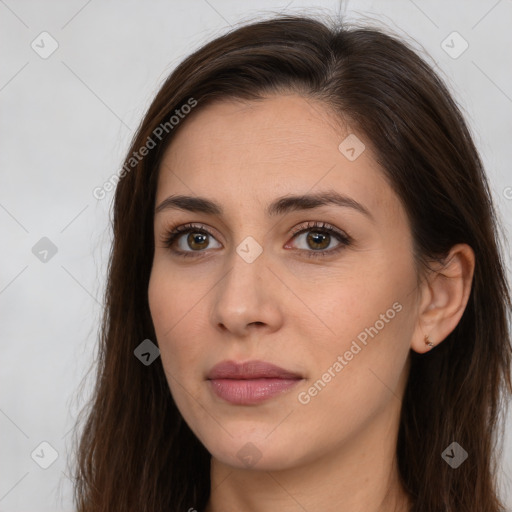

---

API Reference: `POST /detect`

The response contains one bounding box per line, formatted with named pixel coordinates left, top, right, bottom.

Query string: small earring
left=424, top=334, right=434, bottom=349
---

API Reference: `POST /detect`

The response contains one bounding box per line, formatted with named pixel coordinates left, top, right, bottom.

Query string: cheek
left=293, top=269, right=394, bottom=354
left=148, top=267, right=197, bottom=372
left=148, top=268, right=173, bottom=339
left=298, top=261, right=415, bottom=390
left=148, top=272, right=204, bottom=420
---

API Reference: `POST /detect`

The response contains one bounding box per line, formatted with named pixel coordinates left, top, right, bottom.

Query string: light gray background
left=1, top=0, right=511, bottom=510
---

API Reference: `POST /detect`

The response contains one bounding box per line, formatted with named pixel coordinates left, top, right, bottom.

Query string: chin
left=200, top=429, right=306, bottom=472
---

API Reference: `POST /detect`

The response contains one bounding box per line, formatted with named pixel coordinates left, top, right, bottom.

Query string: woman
left=72, top=14, right=512, bottom=512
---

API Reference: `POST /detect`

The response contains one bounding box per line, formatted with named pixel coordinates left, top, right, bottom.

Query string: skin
left=148, top=94, right=475, bottom=512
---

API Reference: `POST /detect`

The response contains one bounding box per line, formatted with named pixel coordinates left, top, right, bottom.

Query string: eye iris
left=307, top=231, right=330, bottom=250
left=187, top=232, right=208, bottom=250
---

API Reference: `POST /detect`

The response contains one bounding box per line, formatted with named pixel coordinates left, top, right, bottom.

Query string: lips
left=207, top=360, right=302, bottom=380
left=207, top=360, right=303, bottom=405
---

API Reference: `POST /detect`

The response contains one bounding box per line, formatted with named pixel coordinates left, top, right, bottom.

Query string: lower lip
left=208, top=378, right=301, bottom=405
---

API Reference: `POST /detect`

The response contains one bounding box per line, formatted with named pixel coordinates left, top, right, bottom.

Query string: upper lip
left=207, top=360, right=302, bottom=380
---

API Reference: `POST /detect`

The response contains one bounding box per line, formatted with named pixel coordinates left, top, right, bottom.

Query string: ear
left=411, top=243, right=475, bottom=354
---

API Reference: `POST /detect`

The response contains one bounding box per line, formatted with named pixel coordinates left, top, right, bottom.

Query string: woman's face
left=148, top=94, right=422, bottom=471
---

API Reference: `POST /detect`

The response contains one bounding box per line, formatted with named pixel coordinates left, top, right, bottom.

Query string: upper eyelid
left=163, top=221, right=350, bottom=246
left=165, top=220, right=343, bottom=234
left=290, top=221, right=348, bottom=237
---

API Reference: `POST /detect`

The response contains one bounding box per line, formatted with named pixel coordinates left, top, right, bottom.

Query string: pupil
left=308, top=232, right=329, bottom=250
left=188, top=232, right=208, bottom=250
left=185, top=231, right=331, bottom=251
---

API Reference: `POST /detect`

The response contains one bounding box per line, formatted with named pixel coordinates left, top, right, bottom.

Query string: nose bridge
left=211, top=239, right=281, bottom=334
left=218, top=240, right=267, bottom=309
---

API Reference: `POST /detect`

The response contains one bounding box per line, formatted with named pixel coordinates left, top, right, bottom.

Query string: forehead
left=156, top=95, right=401, bottom=224
left=160, top=95, right=349, bottom=171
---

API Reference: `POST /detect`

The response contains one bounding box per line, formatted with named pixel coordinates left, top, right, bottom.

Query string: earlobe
left=424, top=334, right=435, bottom=350
left=411, top=243, right=475, bottom=354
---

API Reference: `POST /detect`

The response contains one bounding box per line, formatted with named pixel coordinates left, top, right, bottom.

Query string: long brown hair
left=71, top=13, right=512, bottom=512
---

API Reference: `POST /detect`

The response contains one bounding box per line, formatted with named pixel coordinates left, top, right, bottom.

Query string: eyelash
left=159, top=221, right=352, bottom=259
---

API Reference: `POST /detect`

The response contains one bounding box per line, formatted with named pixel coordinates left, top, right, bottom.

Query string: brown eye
left=287, top=221, right=352, bottom=259
left=305, top=231, right=331, bottom=251
left=161, top=221, right=351, bottom=260
left=186, top=232, right=209, bottom=251
left=161, top=224, right=221, bottom=257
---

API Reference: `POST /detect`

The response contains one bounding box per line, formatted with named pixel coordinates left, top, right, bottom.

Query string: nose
left=210, top=248, right=284, bottom=338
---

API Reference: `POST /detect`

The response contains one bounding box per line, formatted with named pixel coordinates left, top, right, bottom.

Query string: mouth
left=206, top=360, right=303, bottom=405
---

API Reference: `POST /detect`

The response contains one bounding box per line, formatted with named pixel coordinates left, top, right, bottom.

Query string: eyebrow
left=154, top=190, right=374, bottom=221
